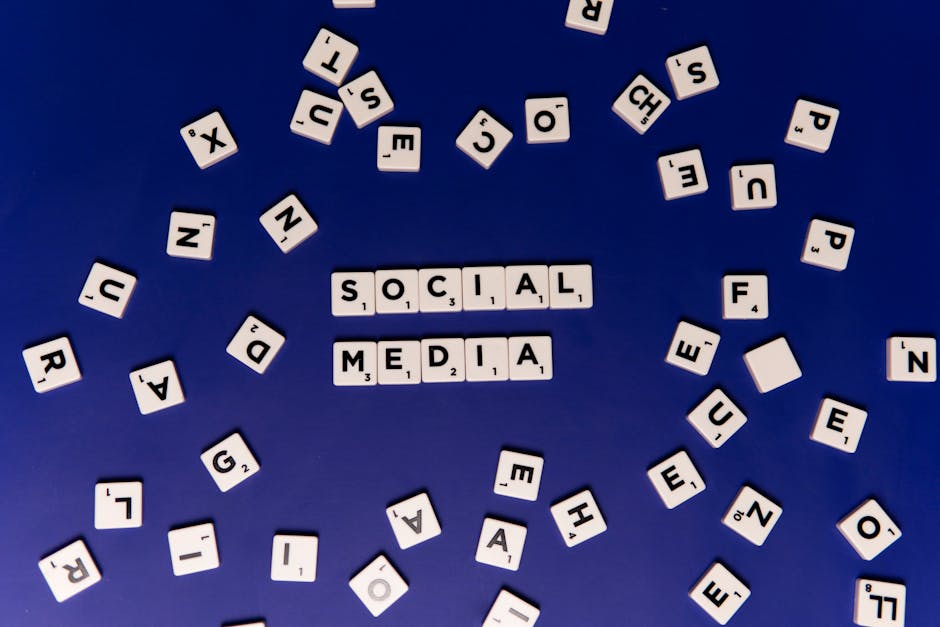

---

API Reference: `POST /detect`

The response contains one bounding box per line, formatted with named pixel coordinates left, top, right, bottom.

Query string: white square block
left=167, top=211, right=215, bottom=260
left=180, top=111, right=238, bottom=169
left=339, top=71, right=394, bottom=129
left=493, top=450, right=543, bottom=501
left=290, top=90, right=344, bottom=145
left=565, top=0, right=614, bottom=35
left=78, top=261, right=136, bottom=319
left=334, top=0, right=375, bottom=6
left=837, top=499, right=902, bottom=561
left=730, top=164, right=777, bottom=210
left=744, top=337, right=802, bottom=393
left=525, top=97, right=570, bottom=144
left=23, top=336, right=82, bottom=393
left=465, top=337, right=509, bottom=382
left=303, top=28, right=358, bottom=86
left=810, top=398, right=868, bottom=453
left=722, top=274, right=768, bottom=320
left=855, top=579, right=906, bottom=626
left=418, top=268, right=462, bottom=312
left=38, top=539, right=102, bottom=602
left=689, top=562, right=750, bottom=625
left=421, top=338, right=466, bottom=383
left=94, top=481, right=143, bottom=529
left=377, top=340, right=421, bottom=385
left=200, top=432, right=261, bottom=493
left=647, top=450, right=705, bottom=509
left=386, top=492, right=442, bottom=549
left=666, top=45, right=719, bottom=100
left=129, top=359, right=184, bottom=415
left=167, top=522, right=219, bottom=576
left=550, top=489, right=607, bottom=547
left=333, top=341, right=377, bottom=386
left=785, top=99, right=839, bottom=153
left=455, top=109, right=513, bottom=169
left=549, top=264, right=593, bottom=309
left=665, top=321, right=720, bottom=376
left=462, top=266, right=506, bottom=310
left=887, top=337, right=936, bottom=382
left=506, top=265, right=549, bottom=310
left=378, top=126, right=421, bottom=172
left=508, top=336, right=553, bottom=381
left=260, top=194, right=318, bottom=254
left=349, top=555, right=408, bottom=617
left=687, top=388, right=747, bottom=448
left=375, top=269, right=419, bottom=314
left=801, top=218, right=855, bottom=271
left=331, top=272, right=376, bottom=316
left=475, top=517, right=527, bottom=571
left=721, top=485, right=782, bottom=547
left=612, top=74, right=670, bottom=134
left=484, top=589, right=541, bottom=626
left=271, top=534, right=317, bottom=582
left=658, top=148, right=708, bottom=200
left=226, top=315, right=285, bottom=374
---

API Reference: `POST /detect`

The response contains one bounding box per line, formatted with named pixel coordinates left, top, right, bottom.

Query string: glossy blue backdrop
left=1, top=1, right=938, bottom=625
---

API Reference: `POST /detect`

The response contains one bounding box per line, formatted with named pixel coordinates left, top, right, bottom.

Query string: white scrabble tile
left=339, top=71, right=394, bottom=129
left=508, top=336, right=553, bottom=381
left=180, top=111, right=238, bottom=169
left=271, top=534, right=317, bottom=582
left=167, top=522, right=219, bottom=576
left=722, top=274, right=768, bottom=320
left=167, top=211, right=216, bottom=260
left=721, top=486, right=782, bottom=547
left=377, top=340, right=421, bottom=385
left=333, top=341, right=377, bottom=386
left=664, top=321, right=720, bottom=376
left=38, top=539, right=102, bottom=602
left=200, top=432, right=261, bottom=493
left=744, top=337, right=802, bottom=393
left=226, top=315, right=285, bottom=374
left=377, top=126, right=421, bottom=172
left=549, top=264, right=593, bottom=309
left=658, top=148, right=708, bottom=200
left=550, top=489, right=607, bottom=547
left=565, top=0, right=614, bottom=35
left=855, top=579, right=906, bottom=626
left=785, top=99, right=839, bottom=153
left=687, top=388, right=747, bottom=448
left=421, top=338, right=466, bottom=383
left=23, top=336, right=82, bottom=393
left=334, top=0, right=374, bottom=6
left=666, top=45, right=719, bottom=100
left=375, top=269, right=419, bottom=314
left=331, top=272, right=376, bottom=316
left=810, top=398, right=868, bottom=453
left=647, top=450, right=705, bottom=509
left=887, top=337, right=936, bottom=382
left=94, top=481, right=143, bottom=529
left=525, top=97, right=570, bottom=144
left=455, top=109, right=513, bottom=169
left=689, top=562, right=750, bottom=625
left=475, top=517, right=527, bottom=571
left=418, top=268, right=462, bottom=312
left=506, top=265, right=549, bottom=310
left=837, top=499, right=902, bottom=561
left=349, top=554, right=408, bottom=617
left=493, top=450, right=543, bottom=501
left=462, top=266, right=507, bottom=310
left=465, top=337, right=509, bottom=382
left=484, top=589, right=541, bottom=626
left=260, top=194, right=318, bottom=254
left=801, top=218, right=855, bottom=271
left=386, top=492, right=442, bottom=549
left=290, top=90, right=344, bottom=145
left=303, top=28, right=358, bottom=86
left=612, top=74, right=670, bottom=134
left=129, top=359, right=184, bottom=415
left=78, top=261, right=136, bottom=319
left=730, top=164, right=777, bottom=210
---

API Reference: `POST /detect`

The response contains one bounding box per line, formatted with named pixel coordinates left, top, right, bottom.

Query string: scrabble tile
left=94, top=481, right=143, bottom=529
left=810, top=398, right=868, bottom=453
left=462, top=266, right=507, bottom=310
left=722, top=274, right=768, bottom=320
left=226, top=315, right=285, bottom=374
left=837, top=499, right=902, bottom=561
left=687, top=388, right=747, bottom=448
left=418, top=268, right=462, bottom=312
left=38, top=539, right=102, bottom=602
left=386, top=492, right=442, bottom=549
left=785, top=99, right=839, bottom=153
left=303, top=28, right=358, bottom=86
left=331, top=272, right=376, bottom=316
left=689, top=562, right=750, bottom=625
left=377, top=340, right=421, bottom=385
left=666, top=45, right=719, bottom=100
left=887, top=336, right=936, bottom=382
left=549, top=489, right=607, bottom=547
left=508, top=336, right=553, bottom=381
left=506, top=265, right=549, bottom=310
left=200, top=432, right=261, bottom=493
left=612, top=74, right=670, bottom=134
left=664, top=321, right=720, bottom=376
left=565, top=0, right=614, bottom=35
left=167, top=211, right=216, bottom=260
left=129, top=359, right=184, bottom=415
left=475, top=517, right=527, bottom=571
left=721, top=486, right=782, bottom=546
left=339, top=71, right=394, bottom=129
left=260, top=194, right=318, bottom=254
left=743, top=337, right=802, bottom=393
left=647, top=450, right=705, bottom=509
left=658, top=148, right=708, bottom=200
left=180, top=111, right=238, bottom=169
left=334, top=0, right=374, bottom=7
left=421, top=338, right=466, bottom=383
left=549, top=264, right=593, bottom=309
left=455, top=109, right=513, bottom=169
left=493, top=450, right=543, bottom=501
left=377, top=126, right=421, bottom=172
left=349, top=554, right=408, bottom=617
left=290, top=90, right=344, bottom=145
left=855, top=579, right=906, bottom=626
left=525, top=97, right=570, bottom=144
left=226, top=622, right=265, bottom=627
left=333, top=341, right=377, bottom=386
left=800, top=218, right=855, bottom=271
left=23, top=336, right=82, bottom=393
left=78, top=261, right=136, bottom=319
left=730, top=164, right=777, bottom=210
left=375, top=269, right=419, bottom=314
left=167, top=522, right=219, bottom=576
left=463, top=337, right=507, bottom=382
left=271, top=534, right=317, bottom=582
left=484, top=589, right=541, bottom=626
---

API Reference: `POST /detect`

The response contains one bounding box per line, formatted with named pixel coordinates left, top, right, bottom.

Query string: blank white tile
left=475, top=517, right=527, bottom=571
left=721, top=485, right=782, bottom=547
left=200, top=432, right=260, bottom=493
left=647, top=450, right=705, bottom=509
left=180, top=111, right=238, bottom=169
left=855, top=578, right=906, bottom=627
left=658, top=148, right=708, bottom=200
left=375, top=269, right=419, bottom=314
left=38, top=539, right=102, bottom=602
left=525, top=97, right=570, bottom=144
left=664, top=321, right=720, bottom=376
left=167, top=211, right=215, bottom=260
left=612, top=74, right=670, bottom=134
left=418, top=268, right=462, bottom=312
left=550, top=489, right=607, bottom=547
left=260, top=194, right=318, bottom=254
left=810, top=398, right=868, bottom=453
left=785, top=99, right=839, bottom=153
left=687, top=388, right=747, bottom=448
left=378, top=126, right=421, bottom=172
left=331, top=272, right=376, bottom=316
left=689, top=562, right=750, bottom=625
left=887, top=336, right=936, bottom=382
left=386, top=492, right=442, bottom=549
left=95, top=481, right=143, bottom=529
left=462, top=266, right=506, bottom=310
left=549, top=264, right=593, bottom=309
left=349, top=554, right=408, bottom=618
left=334, top=0, right=375, bottom=6
left=837, top=499, right=902, bottom=561
left=465, top=337, right=509, bottom=382
left=744, top=337, right=802, bottom=393
left=226, top=315, right=285, bottom=374
left=129, top=359, right=184, bottom=415
left=339, top=71, right=394, bottom=129
left=421, top=338, right=466, bottom=383
left=23, top=336, right=82, bottom=393
left=271, top=534, right=317, bottom=582
left=801, top=218, right=854, bottom=271
left=290, top=90, right=344, bottom=145
left=333, top=341, right=377, bottom=386
left=303, top=28, right=358, bottom=86
left=722, top=274, right=768, bottom=320
left=78, top=262, right=136, bottom=319
left=565, top=0, right=614, bottom=35
left=493, top=450, right=543, bottom=501
left=377, top=340, right=421, bottom=385
left=167, top=522, right=219, bottom=576
left=666, top=45, right=719, bottom=100
left=484, top=589, right=541, bottom=626
left=455, top=109, right=513, bottom=169
left=506, top=265, right=549, bottom=310
left=730, top=164, right=777, bottom=210
left=508, top=336, right=552, bottom=381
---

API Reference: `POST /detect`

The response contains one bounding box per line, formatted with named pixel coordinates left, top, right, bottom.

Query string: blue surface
left=1, top=1, right=938, bottom=625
